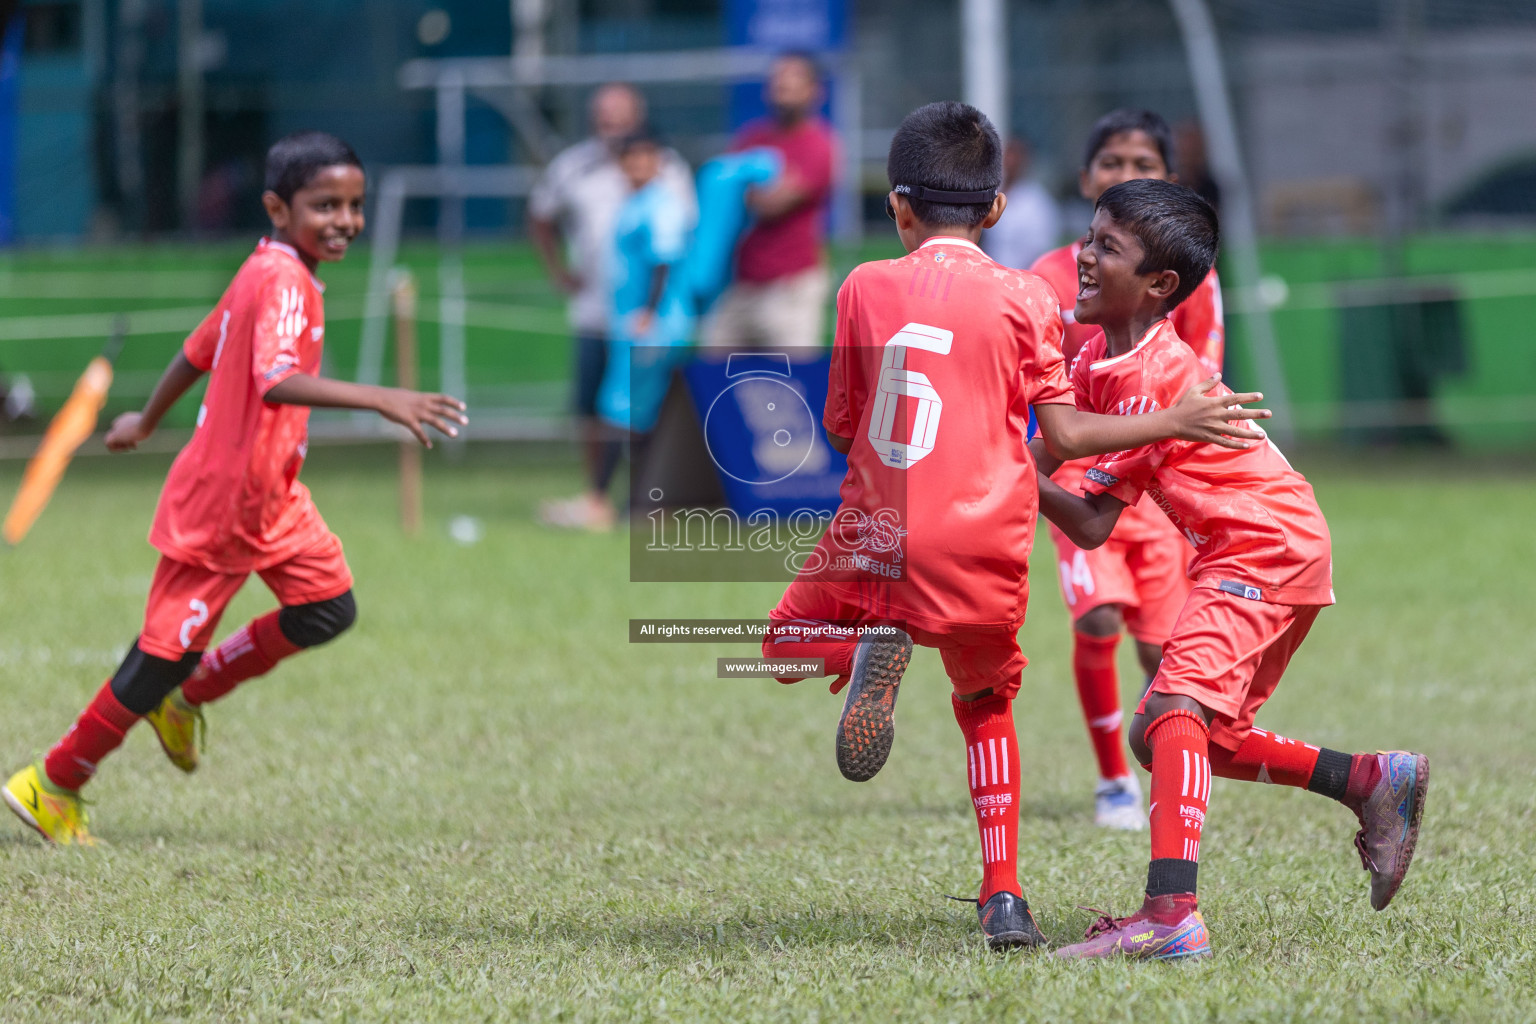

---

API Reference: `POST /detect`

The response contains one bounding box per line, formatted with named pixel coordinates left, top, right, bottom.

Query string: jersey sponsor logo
left=1085, top=467, right=1118, bottom=487
left=1218, top=580, right=1263, bottom=601
left=867, top=323, right=951, bottom=470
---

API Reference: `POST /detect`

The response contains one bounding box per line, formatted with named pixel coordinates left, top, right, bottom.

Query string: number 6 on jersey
left=867, top=322, right=951, bottom=469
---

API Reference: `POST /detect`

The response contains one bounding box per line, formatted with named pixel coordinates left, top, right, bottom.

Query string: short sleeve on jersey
left=252, top=270, right=313, bottom=397
left=182, top=304, right=230, bottom=372
left=1082, top=446, right=1165, bottom=506
left=1026, top=287, right=1073, bottom=406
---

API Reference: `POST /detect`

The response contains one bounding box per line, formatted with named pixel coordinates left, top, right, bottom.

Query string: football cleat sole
left=835, top=628, right=913, bottom=782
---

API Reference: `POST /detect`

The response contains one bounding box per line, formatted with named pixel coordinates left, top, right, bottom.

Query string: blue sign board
left=683, top=351, right=847, bottom=517
left=726, top=0, right=846, bottom=128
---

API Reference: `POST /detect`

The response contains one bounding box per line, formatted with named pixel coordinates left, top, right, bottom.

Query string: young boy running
left=758, top=103, right=1271, bottom=950
left=1034, top=178, right=1428, bottom=960
left=3, top=131, right=468, bottom=845
left=1030, top=110, right=1225, bottom=830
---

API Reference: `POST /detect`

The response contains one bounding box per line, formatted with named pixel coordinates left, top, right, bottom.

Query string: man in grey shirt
left=529, top=83, right=694, bottom=529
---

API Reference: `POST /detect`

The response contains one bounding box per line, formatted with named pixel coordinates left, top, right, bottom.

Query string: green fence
left=3, top=234, right=1535, bottom=448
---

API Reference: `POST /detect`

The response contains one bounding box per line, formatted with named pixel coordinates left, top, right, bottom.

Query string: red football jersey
left=1074, top=319, right=1334, bottom=606
left=149, top=239, right=330, bottom=574
left=810, top=236, right=1074, bottom=633
left=1031, top=241, right=1226, bottom=543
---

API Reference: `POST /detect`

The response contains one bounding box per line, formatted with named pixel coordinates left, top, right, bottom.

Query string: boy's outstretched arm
left=1037, top=471, right=1126, bottom=550
left=105, top=352, right=206, bottom=452
left=1034, top=375, right=1270, bottom=462
left=266, top=374, right=468, bottom=448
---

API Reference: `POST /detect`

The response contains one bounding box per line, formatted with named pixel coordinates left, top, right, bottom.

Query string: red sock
left=952, top=693, right=1020, bottom=902
left=43, top=682, right=140, bottom=791
left=181, top=610, right=302, bottom=706
left=1207, top=727, right=1321, bottom=787
left=1072, top=631, right=1130, bottom=780
left=1146, top=709, right=1210, bottom=895
left=763, top=620, right=856, bottom=690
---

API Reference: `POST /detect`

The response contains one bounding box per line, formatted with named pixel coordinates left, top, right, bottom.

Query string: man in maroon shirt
left=703, top=52, right=837, bottom=350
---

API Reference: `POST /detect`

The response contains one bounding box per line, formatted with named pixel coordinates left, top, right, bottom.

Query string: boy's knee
left=1131, top=693, right=1213, bottom=764
left=1128, top=712, right=1153, bottom=766
left=1074, top=604, right=1123, bottom=637
left=110, top=643, right=203, bottom=715
left=278, top=590, right=357, bottom=649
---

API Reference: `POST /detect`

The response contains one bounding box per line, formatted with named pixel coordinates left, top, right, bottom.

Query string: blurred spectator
left=982, top=137, right=1061, bottom=269
left=529, top=83, right=694, bottom=530
left=703, top=52, right=836, bottom=350
left=1174, top=120, right=1221, bottom=213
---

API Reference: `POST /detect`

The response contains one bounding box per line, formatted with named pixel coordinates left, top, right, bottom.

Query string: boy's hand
left=105, top=411, right=152, bottom=452
left=377, top=390, right=468, bottom=448
left=1171, top=375, right=1272, bottom=449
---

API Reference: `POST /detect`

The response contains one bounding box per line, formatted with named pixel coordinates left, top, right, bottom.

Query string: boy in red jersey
left=1030, top=109, right=1226, bottom=830
left=3, top=132, right=467, bottom=845
left=1036, top=179, right=1428, bottom=960
left=757, top=103, right=1272, bottom=950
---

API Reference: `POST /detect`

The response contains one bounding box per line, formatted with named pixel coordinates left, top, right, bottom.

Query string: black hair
left=264, top=131, right=363, bottom=202
left=1081, top=108, right=1175, bottom=173
left=886, top=101, right=1002, bottom=228
left=1095, top=178, right=1218, bottom=311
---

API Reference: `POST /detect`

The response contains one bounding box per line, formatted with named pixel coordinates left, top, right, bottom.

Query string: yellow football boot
left=3, top=763, right=95, bottom=846
left=145, top=686, right=203, bottom=774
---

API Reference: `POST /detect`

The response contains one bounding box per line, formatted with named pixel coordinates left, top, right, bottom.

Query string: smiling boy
left=3, top=132, right=467, bottom=845
left=1029, top=109, right=1225, bottom=831
left=1033, top=179, right=1428, bottom=960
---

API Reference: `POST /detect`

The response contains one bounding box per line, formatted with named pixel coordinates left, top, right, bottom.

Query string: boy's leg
left=1056, top=588, right=1297, bottom=960
left=1050, top=525, right=1143, bottom=825
left=43, top=557, right=242, bottom=787
left=181, top=534, right=355, bottom=707
left=6, top=557, right=241, bottom=843
left=943, top=637, right=1044, bottom=950
left=762, top=580, right=911, bottom=783
left=1191, top=606, right=1429, bottom=912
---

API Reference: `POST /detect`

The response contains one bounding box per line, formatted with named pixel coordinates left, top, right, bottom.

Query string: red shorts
left=1048, top=522, right=1192, bottom=644
left=139, top=532, right=353, bottom=660
left=769, top=578, right=1027, bottom=699
left=1137, top=586, right=1322, bottom=750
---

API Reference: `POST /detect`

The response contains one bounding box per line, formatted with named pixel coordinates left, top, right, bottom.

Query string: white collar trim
left=261, top=238, right=324, bottom=290
left=918, top=236, right=986, bottom=256
left=1089, top=318, right=1169, bottom=370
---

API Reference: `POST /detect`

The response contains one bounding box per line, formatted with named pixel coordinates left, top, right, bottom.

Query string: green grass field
left=0, top=445, right=1533, bottom=1021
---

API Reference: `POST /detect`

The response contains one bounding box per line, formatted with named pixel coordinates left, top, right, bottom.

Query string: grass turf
left=0, top=445, right=1533, bottom=1021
